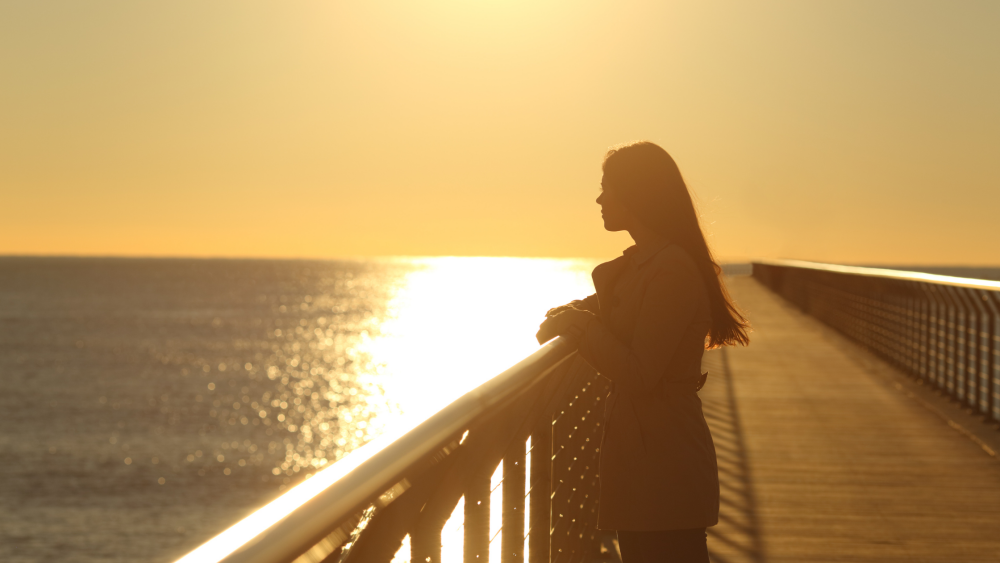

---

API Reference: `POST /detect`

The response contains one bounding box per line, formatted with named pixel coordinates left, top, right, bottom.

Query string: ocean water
left=0, top=256, right=598, bottom=563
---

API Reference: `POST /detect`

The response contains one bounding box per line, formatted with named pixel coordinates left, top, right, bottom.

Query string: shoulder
left=591, top=254, right=630, bottom=279
left=648, top=244, right=701, bottom=281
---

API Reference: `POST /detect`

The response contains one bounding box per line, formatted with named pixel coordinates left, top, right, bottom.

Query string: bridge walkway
left=691, top=277, right=1000, bottom=563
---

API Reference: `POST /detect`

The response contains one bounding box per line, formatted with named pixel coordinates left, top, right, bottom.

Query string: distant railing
left=753, top=259, right=1000, bottom=422
left=174, top=335, right=608, bottom=563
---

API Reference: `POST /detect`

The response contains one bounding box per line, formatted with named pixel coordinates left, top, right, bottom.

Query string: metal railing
left=174, top=335, right=609, bottom=563
left=753, top=259, right=1000, bottom=422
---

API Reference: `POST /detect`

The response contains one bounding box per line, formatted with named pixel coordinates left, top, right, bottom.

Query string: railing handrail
left=754, top=258, right=1000, bottom=292
left=753, top=258, right=1000, bottom=424
left=174, top=336, right=579, bottom=563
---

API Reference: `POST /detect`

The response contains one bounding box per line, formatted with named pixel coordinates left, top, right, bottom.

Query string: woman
left=537, top=141, right=749, bottom=563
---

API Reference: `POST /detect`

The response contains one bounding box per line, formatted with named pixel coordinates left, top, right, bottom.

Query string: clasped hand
left=536, top=305, right=594, bottom=345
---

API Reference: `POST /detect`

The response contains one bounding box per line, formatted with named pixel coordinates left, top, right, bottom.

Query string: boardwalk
left=696, top=277, right=1000, bottom=563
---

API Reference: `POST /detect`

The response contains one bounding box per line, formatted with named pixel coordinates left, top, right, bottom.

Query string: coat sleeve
left=571, top=293, right=600, bottom=315
left=575, top=253, right=704, bottom=396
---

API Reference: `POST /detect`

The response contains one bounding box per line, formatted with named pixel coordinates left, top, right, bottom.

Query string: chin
left=602, top=219, right=625, bottom=232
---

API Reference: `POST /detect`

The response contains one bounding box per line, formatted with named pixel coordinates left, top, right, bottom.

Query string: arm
left=575, top=258, right=703, bottom=396
left=546, top=293, right=600, bottom=318
left=572, top=294, right=601, bottom=315
left=536, top=301, right=598, bottom=345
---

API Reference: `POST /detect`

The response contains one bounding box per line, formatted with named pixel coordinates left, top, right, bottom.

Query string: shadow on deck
left=701, top=346, right=765, bottom=563
left=687, top=277, right=1000, bottom=563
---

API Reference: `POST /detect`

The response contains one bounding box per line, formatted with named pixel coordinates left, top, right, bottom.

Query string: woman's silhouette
left=538, top=141, right=749, bottom=563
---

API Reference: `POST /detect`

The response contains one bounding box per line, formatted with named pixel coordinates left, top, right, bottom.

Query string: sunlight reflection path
left=366, top=257, right=597, bottom=430
left=367, top=257, right=597, bottom=563
left=176, top=258, right=599, bottom=563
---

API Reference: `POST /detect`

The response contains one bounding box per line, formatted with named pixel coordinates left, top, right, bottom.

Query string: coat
left=572, top=241, right=719, bottom=531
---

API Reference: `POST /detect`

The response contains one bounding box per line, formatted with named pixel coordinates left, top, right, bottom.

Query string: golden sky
left=1, top=1, right=997, bottom=264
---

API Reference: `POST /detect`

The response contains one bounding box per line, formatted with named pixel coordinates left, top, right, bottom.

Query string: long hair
left=602, top=141, right=750, bottom=348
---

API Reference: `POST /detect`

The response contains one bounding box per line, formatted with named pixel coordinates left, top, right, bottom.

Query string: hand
left=545, top=303, right=577, bottom=318
left=536, top=308, right=595, bottom=344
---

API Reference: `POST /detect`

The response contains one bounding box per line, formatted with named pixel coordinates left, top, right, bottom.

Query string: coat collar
left=623, top=239, right=672, bottom=267
left=591, top=241, right=673, bottom=321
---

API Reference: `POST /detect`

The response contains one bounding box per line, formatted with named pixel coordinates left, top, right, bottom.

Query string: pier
left=176, top=262, right=1000, bottom=563
left=701, top=276, right=1000, bottom=563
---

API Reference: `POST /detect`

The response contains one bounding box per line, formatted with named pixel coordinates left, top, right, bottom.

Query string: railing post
left=903, top=285, right=921, bottom=376
left=944, top=286, right=967, bottom=402
left=410, top=500, right=445, bottom=563
left=502, top=439, right=526, bottom=563
left=928, top=285, right=948, bottom=389
left=944, top=288, right=959, bottom=397
left=986, top=292, right=1000, bottom=422
left=918, top=286, right=930, bottom=380
left=970, top=290, right=991, bottom=415
left=465, top=464, right=495, bottom=563
left=910, top=286, right=921, bottom=375
left=956, top=287, right=981, bottom=408
left=528, top=418, right=552, bottom=563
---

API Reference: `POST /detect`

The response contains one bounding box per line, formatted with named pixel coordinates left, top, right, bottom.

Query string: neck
left=627, top=222, right=668, bottom=248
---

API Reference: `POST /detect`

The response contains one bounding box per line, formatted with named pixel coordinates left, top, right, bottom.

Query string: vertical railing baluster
left=947, top=286, right=968, bottom=402
left=528, top=418, right=552, bottom=563
left=908, top=286, right=919, bottom=374
left=465, top=468, right=493, bottom=563
left=502, top=440, right=526, bottom=563
left=906, top=288, right=918, bottom=374
left=918, top=286, right=930, bottom=381
left=973, top=290, right=991, bottom=416
left=987, top=292, right=1000, bottom=422
left=945, top=289, right=958, bottom=396
left=931, top=286, right=944, bottom=386
left=958, top=288, right=980, bottom=408
left=932, top=286, right=948, bottom=388
left=411, top=510, right=443, bottom=563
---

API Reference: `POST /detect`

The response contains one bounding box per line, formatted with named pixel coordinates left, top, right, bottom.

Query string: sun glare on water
left=177, top=256, right=599, bottom=563
left=372, top=258, right=597, bottom=562
left=370, top=257, right=598, bottom=423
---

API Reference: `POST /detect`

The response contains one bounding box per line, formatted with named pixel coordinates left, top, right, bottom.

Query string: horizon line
left=1, top=252, right=999, bottom=269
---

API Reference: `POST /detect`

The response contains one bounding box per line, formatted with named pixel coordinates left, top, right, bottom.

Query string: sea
left=0, top=256, right=599, bottom=563
left=2, top=257, right=996, bottom=563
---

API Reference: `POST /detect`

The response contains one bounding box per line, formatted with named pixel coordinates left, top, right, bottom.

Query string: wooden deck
left=695, top=277, right=1000, bottom=563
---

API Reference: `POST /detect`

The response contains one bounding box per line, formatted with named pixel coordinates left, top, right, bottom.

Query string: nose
left=596, top=192, right=604, bottom=205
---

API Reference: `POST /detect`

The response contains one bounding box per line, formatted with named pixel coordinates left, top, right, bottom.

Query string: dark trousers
left=616, top=528, right=709, bottom=563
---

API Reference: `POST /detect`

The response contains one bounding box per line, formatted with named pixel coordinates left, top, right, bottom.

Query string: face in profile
left=597, top=174, right=633, bottom=232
